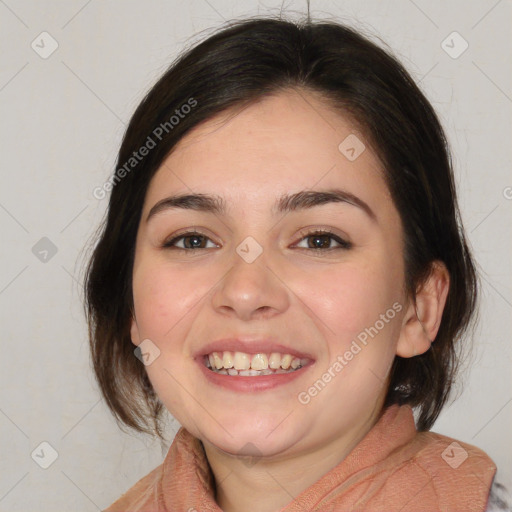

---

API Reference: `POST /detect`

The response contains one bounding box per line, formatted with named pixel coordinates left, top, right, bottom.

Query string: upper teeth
left=206, top=351, right=308, bottom=371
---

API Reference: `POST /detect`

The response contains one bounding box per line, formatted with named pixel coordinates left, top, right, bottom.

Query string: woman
left=85, top=16, right=509, bottom=512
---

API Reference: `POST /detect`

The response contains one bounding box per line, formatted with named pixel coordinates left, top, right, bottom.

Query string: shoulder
left=102, top=463, right=164, bottom=512
left=101, top=427, right=207, bottom=512
left=411, top=430, right=496, bottom=475
left=400, top=430, right=497, bottom=510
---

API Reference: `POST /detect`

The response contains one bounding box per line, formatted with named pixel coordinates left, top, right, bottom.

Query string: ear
left=396, top=261, right=450, bottom=358
left=130, top=313, right=141, bottom=347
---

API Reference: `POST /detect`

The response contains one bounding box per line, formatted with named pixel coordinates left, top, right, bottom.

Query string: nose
left=211, top=249, right=290, bottom=322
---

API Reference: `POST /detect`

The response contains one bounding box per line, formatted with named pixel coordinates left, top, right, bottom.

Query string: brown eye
left=163, top=232, right=218, bottom=250
left=295, top=230, right=352, bottom=250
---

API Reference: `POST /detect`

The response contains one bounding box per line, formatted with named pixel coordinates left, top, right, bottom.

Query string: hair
left=85, top=16, right=478, bottom=439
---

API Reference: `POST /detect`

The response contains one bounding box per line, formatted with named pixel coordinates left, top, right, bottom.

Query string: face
left=130, top=89, right=409, bottom=460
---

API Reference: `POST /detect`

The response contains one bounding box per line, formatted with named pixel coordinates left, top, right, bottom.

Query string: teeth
left=239, top=369, right=264, bottom=376
left=250, top=354, right=268, bottom=371
left=291, top=358, right=301, bottom=369
left=213, top=352, right=223, bottom=370
left=280, top=354, right=292, bottom=370
left=269, top=352, right=281, bottom=369
left=233, top=352, right=251, bottom=370
left=216, top=367, right=299, bottom=377
left=223, top=351, right=234, bottom=369
left=204, top=350, right=309, bottom=374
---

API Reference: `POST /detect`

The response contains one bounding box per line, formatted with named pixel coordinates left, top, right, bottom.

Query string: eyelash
left=162, top=229, right=352, bottom=252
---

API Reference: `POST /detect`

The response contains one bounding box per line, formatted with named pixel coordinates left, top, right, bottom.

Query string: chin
left=197, top=416, right=306, bottom=459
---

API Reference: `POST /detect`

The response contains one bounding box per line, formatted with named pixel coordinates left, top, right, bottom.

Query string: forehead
left=144, top=89, right=392, bottom=217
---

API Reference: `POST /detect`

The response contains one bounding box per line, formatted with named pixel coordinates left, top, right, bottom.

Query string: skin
left=130, top=89, right=449, bottom=512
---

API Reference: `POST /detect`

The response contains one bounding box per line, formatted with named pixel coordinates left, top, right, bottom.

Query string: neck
left=202, top=404, right=384, bottom=512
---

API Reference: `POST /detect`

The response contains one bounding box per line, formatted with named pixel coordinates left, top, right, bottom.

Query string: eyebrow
left=146, top=188, right=376, bottom=222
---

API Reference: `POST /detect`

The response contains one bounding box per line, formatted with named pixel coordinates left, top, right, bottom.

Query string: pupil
left=186, top=236, right=203, bottom=248
left=310, top=235, right=329, bottom=248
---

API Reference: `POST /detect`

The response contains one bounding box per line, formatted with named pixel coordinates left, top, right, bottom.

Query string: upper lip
left=195, top=338, right=315, bottom=361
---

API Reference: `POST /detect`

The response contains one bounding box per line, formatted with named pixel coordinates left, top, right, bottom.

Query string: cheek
left=132, top=256, right=214, bottom=342
left=304, top=261, right=400, bottom=343
left=131, top=257, right=213, bottom=420
left=304, top=262, right=403, bottom=409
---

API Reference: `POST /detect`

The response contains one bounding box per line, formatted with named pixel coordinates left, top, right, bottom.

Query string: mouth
left=195, top=338, right=315, bottom=391
left=203, top=351, right=312, bottom=377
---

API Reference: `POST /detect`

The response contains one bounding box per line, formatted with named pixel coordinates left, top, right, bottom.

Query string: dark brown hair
left=85, top=16, right=477, bottom=438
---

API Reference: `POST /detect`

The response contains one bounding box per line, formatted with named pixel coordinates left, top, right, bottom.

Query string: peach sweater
left=104, top=404, right=496, bottom=511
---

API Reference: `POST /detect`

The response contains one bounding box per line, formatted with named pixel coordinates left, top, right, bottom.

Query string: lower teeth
left=210, top=366, right=302, bottom=376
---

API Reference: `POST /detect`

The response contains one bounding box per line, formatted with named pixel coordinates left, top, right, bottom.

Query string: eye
left=162, top=229, right=351, bottom=252
left=163, top=231, right=218, bottom=250
left=294, top=229, right=352, bottom=251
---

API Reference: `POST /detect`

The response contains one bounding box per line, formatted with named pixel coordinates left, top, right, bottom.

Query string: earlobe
left=396, top=261, right=450, bottom=358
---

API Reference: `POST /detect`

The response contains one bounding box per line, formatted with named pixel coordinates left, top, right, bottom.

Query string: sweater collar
left=162, top=403, right=416, bottom=510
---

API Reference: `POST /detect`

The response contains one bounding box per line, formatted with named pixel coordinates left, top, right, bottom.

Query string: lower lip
left=196, top=358, right=313, bottom=392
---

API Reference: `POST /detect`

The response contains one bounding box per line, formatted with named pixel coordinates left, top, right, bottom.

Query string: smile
left=204, top=351, right=311, bottom=376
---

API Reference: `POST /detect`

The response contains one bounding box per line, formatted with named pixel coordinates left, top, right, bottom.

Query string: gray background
left=0, top=0, right=511, bottom=510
